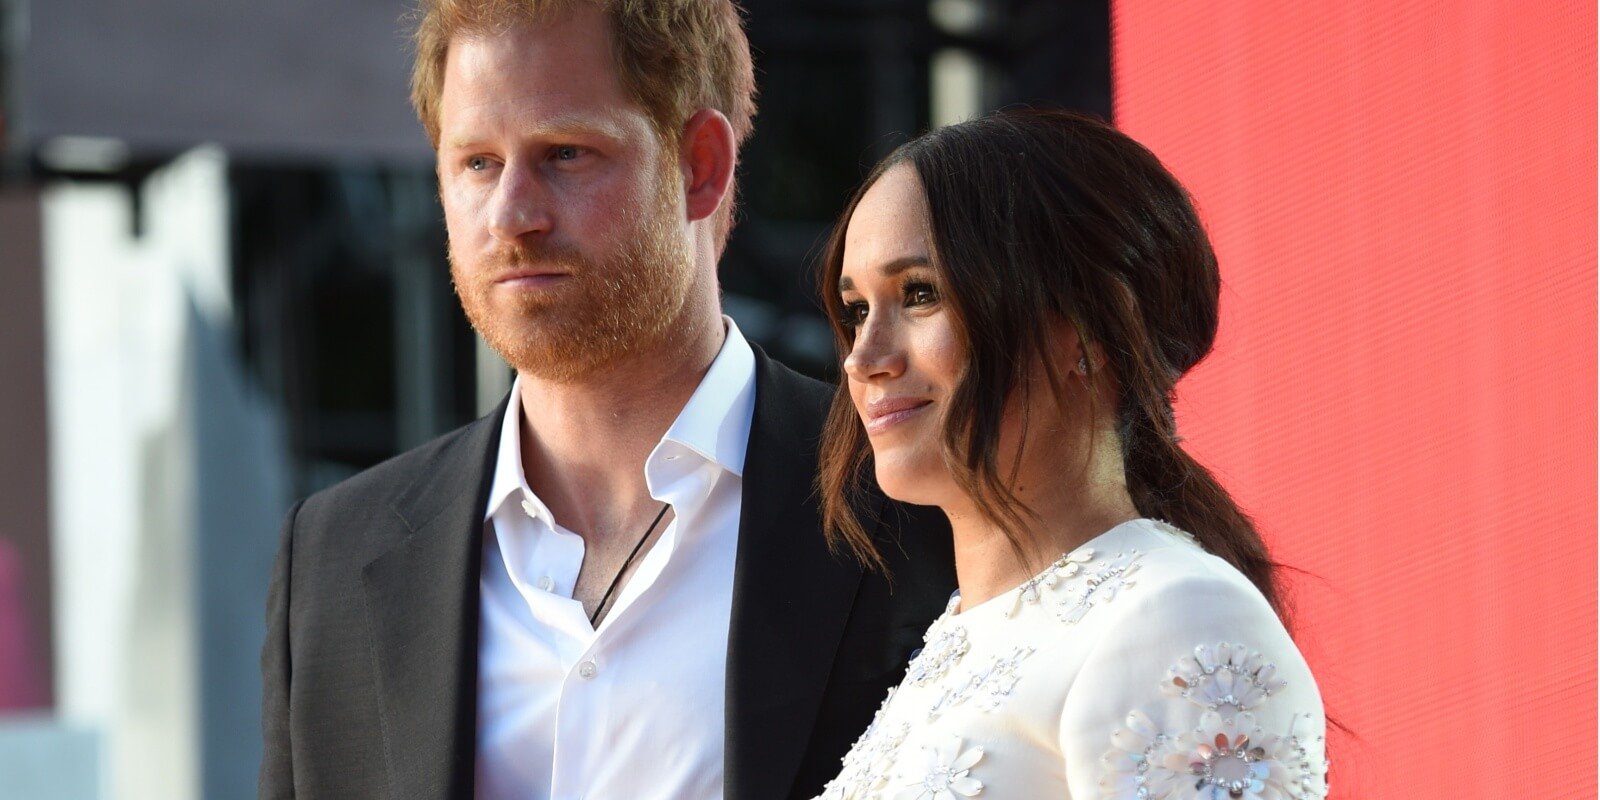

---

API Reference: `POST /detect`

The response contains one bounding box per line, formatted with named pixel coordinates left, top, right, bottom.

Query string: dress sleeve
left=1058, top=559, right=1328, bottom=800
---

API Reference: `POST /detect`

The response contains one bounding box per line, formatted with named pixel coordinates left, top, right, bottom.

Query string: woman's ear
left=1076, top=343, right=1105, bottom=376
left=1034, top=319, right=1086, bottom=407
left=1058, top=324, right=1105, bottom=378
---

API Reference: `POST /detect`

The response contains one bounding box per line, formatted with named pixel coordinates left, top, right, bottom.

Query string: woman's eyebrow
left=839, top=256, right=932, bottom=292
left=877, top=255, right=932, bottom=276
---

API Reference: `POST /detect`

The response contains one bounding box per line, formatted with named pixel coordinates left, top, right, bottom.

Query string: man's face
left=436, top=5, right=693, bottom=382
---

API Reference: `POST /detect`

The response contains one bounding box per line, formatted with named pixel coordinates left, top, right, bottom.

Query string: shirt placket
left=548, top=454, right=718, bottom=799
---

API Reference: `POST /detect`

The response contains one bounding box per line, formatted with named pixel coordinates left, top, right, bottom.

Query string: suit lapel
left=725, top=351, right=864, bottom=800
left=362, top=398, right=506, bottom=800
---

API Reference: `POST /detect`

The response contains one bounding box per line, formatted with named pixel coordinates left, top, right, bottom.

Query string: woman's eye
left=904, top=282, right=938, bottom=306
left=840, top=301, right=868, bottom=327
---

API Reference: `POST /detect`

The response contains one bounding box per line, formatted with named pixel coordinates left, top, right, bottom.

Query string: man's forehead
left=442, top=105, right=634, bottom=147
left=437, top=11, right=650, bottom=144
left=437, top=55, right=649, bottom=139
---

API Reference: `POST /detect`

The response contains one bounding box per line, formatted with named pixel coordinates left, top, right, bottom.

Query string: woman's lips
left=864, top=398, right=932, bottom=435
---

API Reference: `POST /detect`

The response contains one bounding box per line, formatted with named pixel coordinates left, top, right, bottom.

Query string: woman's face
left=837, top=164, right=967, bottom=506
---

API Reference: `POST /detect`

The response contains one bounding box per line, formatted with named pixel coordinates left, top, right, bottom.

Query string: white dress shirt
left=814, top=519, right=1329, bottom=800
left=476, top=318, right=756, bottom=800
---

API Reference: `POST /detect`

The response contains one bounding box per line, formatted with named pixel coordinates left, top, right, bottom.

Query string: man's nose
left=843, top=317, right=906, bottom=383
left=486, top=162, right=555, bottom=243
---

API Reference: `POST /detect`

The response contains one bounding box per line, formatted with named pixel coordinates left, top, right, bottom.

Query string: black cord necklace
left=588, top=502, right=672, bottom=626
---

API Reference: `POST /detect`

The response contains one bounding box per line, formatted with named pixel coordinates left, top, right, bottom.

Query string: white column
left=43, top=146, right=283, bottom=800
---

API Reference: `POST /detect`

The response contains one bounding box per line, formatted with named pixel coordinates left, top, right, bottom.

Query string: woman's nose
left=843, top=317, right=907, bottom=383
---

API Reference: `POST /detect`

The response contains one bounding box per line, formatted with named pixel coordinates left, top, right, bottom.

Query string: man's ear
left=677, top=108, right=737, bottom=223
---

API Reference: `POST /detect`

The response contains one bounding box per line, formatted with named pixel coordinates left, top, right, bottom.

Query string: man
left=257, top=1, right=953, bottom=798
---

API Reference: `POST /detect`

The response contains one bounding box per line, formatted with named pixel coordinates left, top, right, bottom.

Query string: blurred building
left=0, top=1, right=1108, bottom=798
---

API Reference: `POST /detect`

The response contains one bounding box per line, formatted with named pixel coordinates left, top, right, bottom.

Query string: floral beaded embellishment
left=895, top=737, right=985, bottom=800
left=906, top=621, right=971, bottom=687
left=1007, top=547, right=1144, bottom=625
left=820, top=688, right=910, bottom=799
left=1147, top=518, right=1201, bottom=547
left=1012, top=548, right=1097, bottom=609
left=1164, top=643, right=1289, bottom=716
left=1104, top=710, right=1325, bottom=800
left=1054, top=550, right=1143, bottom=624
left=1101, top=709, right=1181, bottom=799
left=926, top=645, right=1036, bottom=720
left=1276, top=714, right=1330, bottom=800
left=1099, top=647, right=1328, bottom=800
left=1172, top=711, right=1285, bottom=800
left=1174, top=710, right=1327, bottom=800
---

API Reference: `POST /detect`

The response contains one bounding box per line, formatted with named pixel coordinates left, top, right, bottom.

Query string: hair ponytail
left=1121, top=401, right=1285, bottom=619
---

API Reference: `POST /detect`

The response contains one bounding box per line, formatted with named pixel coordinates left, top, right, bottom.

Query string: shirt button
left=536, top=575, right=554, bottom=592
left=578, top=660, right=598, bottom=679
left=520, top=499, right=539, bottom=518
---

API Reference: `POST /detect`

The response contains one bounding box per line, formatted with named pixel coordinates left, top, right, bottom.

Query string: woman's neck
left=943, top=462, right=1140, bottom=612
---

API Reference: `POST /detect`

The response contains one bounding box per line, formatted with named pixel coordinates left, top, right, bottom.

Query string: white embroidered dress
left=815, top=518, right=1328, bottom=800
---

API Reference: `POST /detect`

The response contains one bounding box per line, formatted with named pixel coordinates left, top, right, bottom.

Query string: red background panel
left=1112, top=2, right=1595, bottom=797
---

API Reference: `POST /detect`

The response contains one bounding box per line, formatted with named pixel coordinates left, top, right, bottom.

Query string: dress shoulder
left=1058, top=523, right=1329, bottom=800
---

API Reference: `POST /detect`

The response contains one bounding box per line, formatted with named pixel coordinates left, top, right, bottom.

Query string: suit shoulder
left=296, top=413, right=496, bottom=521
left=757, top=350, right=834, bottom=406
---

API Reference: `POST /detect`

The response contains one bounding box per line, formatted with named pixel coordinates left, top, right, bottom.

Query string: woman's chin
left=872, top=459, right=950, bottom=508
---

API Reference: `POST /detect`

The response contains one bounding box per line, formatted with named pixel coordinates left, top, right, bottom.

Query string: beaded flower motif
left=926, top=645, right=1036, bottom=720
left=1007, top=547, right=1144, bottom=625
left=1100, top=648, right=1327, bottom=800
left=906, top=620, right=971, bottom=687
left=1100, top=708, right=1183, bottom=799
left=895, top=737, right=985, bottom=800
left=1164, top=643, right=1288, bottom=716
left=1168, top=711, right=1289, bottom=800
left=1147, top=518, right=1201, bottom=547
left=1014, top=547, right=1097, bottom=607
left=820, top=688, right=910, bottom=800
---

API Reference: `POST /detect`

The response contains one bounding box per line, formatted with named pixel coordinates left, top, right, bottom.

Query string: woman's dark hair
left=817, top=108, right=1284, bottom=618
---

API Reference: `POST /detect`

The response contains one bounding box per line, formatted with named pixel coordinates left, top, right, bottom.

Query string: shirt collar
left=485, top=369, right=548, bottom=525
left=483, top=316, right=757, bottom=523
left=655, top=316, right=756, bottom=478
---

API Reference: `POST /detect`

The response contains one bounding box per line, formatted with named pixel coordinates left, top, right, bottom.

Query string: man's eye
left=467, top=156, right=490, bottom=172
left=554, top=146, right=582, bottom=161
left=905, top=282, right=938, bottom=306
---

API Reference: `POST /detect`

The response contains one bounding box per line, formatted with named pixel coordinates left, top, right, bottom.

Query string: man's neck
left=515, top=309, right=726, bottom=538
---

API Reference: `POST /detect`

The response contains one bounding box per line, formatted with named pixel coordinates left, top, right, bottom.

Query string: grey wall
left=16, top=0, right=430, bottom=162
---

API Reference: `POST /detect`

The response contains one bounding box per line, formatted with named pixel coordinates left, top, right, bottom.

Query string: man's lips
left=863, top=397, right=932, bottom=434
left=493, top=269, right=570, bottom=288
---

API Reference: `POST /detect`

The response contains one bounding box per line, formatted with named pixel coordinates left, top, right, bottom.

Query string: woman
left=813, top=110, right=1328, bottom=800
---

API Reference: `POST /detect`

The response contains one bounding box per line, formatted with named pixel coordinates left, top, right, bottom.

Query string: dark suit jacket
left=259, top=347, right=955, bottom=799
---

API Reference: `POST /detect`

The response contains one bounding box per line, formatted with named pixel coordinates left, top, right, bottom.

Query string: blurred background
left=0, top=0, right=1590, bottom=798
